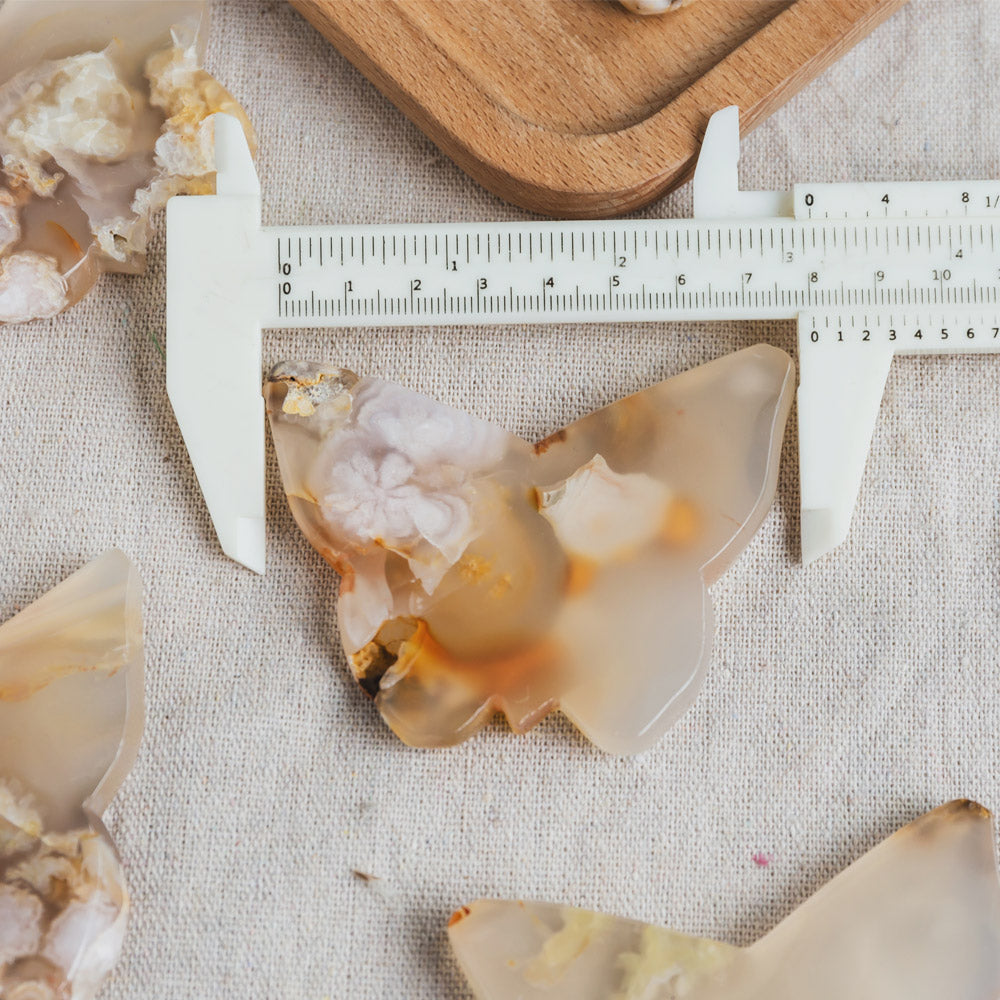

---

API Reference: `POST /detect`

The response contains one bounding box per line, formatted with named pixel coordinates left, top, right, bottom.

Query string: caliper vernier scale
left=167, top=109, right=1000, bottom=573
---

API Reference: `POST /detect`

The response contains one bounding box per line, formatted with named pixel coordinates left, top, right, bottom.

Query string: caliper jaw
left=692, top=105, right=792, bottom=221
left=166, top=114, right=268, bottom=573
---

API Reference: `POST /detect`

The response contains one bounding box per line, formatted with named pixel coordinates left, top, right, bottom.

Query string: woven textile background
left=2, top=0, right=999, bottom=996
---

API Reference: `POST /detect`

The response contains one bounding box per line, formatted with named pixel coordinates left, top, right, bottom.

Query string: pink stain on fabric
left=752, top=851, right=773, bottom=868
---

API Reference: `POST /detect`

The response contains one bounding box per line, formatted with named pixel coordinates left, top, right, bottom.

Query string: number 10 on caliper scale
left=167, top=108, right=1000, bottom=573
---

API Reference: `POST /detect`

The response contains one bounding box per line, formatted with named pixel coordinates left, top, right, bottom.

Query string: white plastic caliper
left=168, top=109, right=1000, bottom=572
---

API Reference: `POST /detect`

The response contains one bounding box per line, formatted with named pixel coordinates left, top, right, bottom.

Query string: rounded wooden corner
left=292, top=0, right=908, bottom=218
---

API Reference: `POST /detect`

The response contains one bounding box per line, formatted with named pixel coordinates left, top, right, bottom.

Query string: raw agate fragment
left=265, top=345, right=794, bottom=754
left=450, top=800, right=1000, bottom=1000
left=0, top=0, right=255, bottom=323
left=0, top=551, right=144, bottom=1000
left=619, top=0, right=699, bottom=15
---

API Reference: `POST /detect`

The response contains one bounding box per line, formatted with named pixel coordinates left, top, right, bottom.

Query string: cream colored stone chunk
left=538, top=455, right=675, bottom=563
left=619, top=0, right=698, bottom=14
left=0, top=252, right=66, bottom=324
left=0, top=191, right=20, bottom=256
left=0, top=0, right=255, bottom=321
left=0, top=51, right=138, bottom=196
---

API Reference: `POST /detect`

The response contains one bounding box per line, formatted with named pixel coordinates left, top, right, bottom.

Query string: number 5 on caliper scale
left=167, top=107, right=1000, bottom=573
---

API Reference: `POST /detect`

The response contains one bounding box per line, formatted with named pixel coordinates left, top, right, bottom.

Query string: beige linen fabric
left=2, top=0, right=1000, bottom=996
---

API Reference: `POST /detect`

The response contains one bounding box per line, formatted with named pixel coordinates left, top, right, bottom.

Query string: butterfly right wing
left=531, top=344, right=794, bottom=754
left=695, top=800, right=1000, bottom=1000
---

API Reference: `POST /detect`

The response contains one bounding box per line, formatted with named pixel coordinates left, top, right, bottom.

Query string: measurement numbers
left=268, top=217, right=1000, bottom=328
left=809, top=325, right=1000, bottom=343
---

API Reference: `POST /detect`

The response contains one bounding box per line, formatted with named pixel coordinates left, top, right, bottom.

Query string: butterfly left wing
left=265, top=363, right=561, bottom=748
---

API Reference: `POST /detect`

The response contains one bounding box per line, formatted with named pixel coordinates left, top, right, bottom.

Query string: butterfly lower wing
left=697, top=800, right=1000, bottom=1000
left=449, top=899, right=738, bottom=1000
left=557, top=562, right=713, bottom=754
left=532, top=345, right=794, bottom=753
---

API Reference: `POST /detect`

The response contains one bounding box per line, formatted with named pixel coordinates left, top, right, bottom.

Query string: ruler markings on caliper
left=267, top=216, right=998, bottom=328
left=166, top=108, right=1000, bottom=573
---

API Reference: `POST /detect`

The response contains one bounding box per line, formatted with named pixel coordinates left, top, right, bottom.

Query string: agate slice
left=450, top=800, right=1000, bottom=1000
left=0, top=551, right=144, bottom=1000
left=265, top=345, right=794, bottom=754
left=0, top=0, right=254, bottom=323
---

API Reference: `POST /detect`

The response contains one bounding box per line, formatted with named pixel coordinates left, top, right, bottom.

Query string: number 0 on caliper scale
left=167, top=108, right=1000, bottom=573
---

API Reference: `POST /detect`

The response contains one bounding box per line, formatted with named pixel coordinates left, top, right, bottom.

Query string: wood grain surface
left=291, top=0, right=907, bottom=217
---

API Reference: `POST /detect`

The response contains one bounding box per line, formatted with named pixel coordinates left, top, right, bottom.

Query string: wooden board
left=291, top=0, right=907, bottom=218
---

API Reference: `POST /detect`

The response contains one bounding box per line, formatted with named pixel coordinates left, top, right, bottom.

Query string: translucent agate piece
left=449, top=800, right=1000, bottom=1000
left=618, top=0, right=699, bottom=15
left=0, top=0, right=255, bottom=323
left=0, top=551, right=144, bottom=1000
left=265, top=345, right=794, bottom=754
